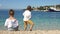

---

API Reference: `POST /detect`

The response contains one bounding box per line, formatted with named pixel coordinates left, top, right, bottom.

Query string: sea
left=0, top=9, right=60, bottom=30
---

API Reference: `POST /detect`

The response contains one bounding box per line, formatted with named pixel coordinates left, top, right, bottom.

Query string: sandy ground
left=0, top=30, right=60, bottom=34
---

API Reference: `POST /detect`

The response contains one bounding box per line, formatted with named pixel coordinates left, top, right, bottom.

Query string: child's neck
left=9, top=16, right=14, bottom=19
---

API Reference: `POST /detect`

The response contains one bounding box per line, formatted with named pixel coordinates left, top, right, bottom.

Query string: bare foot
left=30, top=29, right=32, bottom=31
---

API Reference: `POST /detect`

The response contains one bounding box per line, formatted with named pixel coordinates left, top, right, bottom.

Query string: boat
left=48, top=7, right=60, bottom=12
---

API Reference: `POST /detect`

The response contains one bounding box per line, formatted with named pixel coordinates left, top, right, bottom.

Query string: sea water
left=0, top=9, right=60, bottom=30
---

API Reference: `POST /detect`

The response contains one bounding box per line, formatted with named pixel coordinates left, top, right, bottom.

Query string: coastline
left=0, top=30, right=60, bottom=34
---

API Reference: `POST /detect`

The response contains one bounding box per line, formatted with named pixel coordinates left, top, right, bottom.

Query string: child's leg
left=24, top=21, right=28, bottom=31
left=28, top=20, right=34, bottom=31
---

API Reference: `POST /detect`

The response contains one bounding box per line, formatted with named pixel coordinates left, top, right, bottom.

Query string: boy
left=23, top=6, right=34, bottom=31
left=4, top=9, right=19, bottom=31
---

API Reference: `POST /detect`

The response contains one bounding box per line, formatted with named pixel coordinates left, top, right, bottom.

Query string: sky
left=0, top=0, right=60, bottom=9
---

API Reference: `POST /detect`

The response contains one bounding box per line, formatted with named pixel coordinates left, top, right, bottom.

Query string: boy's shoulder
left=14, top=18, right=18, bottom=21
left=6, top=18, right=9, bottom=20
left=5, top=18, right=10, bottom=21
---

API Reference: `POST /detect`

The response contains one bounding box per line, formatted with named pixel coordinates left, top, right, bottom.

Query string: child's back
left=4, top=9, right=19, bottom=31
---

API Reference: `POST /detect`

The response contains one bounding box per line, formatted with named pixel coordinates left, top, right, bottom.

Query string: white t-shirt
left=23, top=10, right=31, bottom=21
left=4, top=18, right=18, bottom=28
